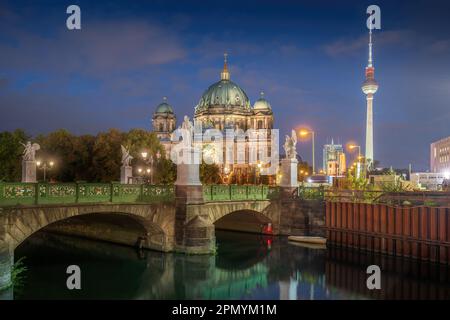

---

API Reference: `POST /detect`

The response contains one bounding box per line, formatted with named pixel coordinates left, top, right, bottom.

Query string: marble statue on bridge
left=21, top=141, right=40, bottom=183
left=121, top=145, right=133, bottom=167
left=283, top=130, right=297, bottom=159
left=21, top=141, right=40, bottom=161
left=181, top=115, right=194, bottom=148
left=120, top=145, right=133, bottom=184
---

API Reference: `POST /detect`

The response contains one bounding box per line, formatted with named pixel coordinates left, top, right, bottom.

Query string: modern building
left=151, top=54, right=275, bottom=184
left=410, top=172, right=448, bottom=191
left=361, top=28, right=379, bottom=169
left=322, top=140, right=346, bottom=176
left=430, top=136, right=450, bottom=174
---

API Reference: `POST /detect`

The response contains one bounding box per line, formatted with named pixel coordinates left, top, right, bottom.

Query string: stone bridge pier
left=0, top=236, right=13, bottom=297
left=173, top=146, right=215, bottom=254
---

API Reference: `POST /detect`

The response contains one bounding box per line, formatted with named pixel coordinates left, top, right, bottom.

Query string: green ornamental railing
left=203, top=185, right=278, bottom=202
left=0, top=182, right=174, bottom=206
left=297, top=185, right=325, bottom=200
left=0, top=183, right=278, bottom=207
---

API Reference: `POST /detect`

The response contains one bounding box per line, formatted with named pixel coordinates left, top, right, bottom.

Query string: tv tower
left=361, top=27, right=378, bottom=168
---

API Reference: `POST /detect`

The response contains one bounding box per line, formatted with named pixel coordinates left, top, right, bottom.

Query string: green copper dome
left=195, top=54, right=251, bottom=114
left=253, top=92, right=271, bottom=110
left=155, top=97, right=174, bottom=114
left=196, top=79, right=250, bottom=111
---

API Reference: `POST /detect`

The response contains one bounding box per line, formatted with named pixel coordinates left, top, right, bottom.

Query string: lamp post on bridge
left=299, top=129, right=316, bottom=175
left=36, top=159, right=54, bottom=182
left=141, top=150, right=161, bottom=184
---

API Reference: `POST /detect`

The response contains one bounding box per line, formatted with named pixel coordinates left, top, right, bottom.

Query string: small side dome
left=253, top=91, right=272, bottom=110
left=155, top=97, right=174, bottom=114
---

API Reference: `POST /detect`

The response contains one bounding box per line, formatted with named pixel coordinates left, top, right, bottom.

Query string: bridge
left=0, top=180, right=324, bottom=292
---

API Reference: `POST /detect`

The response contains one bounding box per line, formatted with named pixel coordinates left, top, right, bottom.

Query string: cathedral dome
left=196, top=79, right=250, bottom=111
left=195, top=54, right=251, bottom=114
left=253, top=92, right=272, bottom=111
left=155, top=97, right=174, bottom=114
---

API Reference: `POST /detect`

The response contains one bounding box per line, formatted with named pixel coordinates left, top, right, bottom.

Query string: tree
left=124, top=129, right=164, bottom=159
left=90, top=129, right=125, bottom=182
left=0, top=128, right=173, bottom=183
left=0, top=129, right=29, bottom=181
left=200, top=162, right=221, bottom=184
left=298, top=160, right=311, bottom=182
left=154, top=158, right=176, bottom=184
left=72, top=134, right=96, bottom=181
left=36, top=129, right=80, bottom=182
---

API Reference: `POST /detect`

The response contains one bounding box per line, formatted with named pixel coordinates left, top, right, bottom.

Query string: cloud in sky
left=323, top=30, right=410, bottom=57
left=0, top=20, right=186, bottom=77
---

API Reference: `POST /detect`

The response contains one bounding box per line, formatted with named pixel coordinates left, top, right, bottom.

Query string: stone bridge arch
left=186, top=200, right=281, bottom=235
left=0, top=203, right=177, bottom=253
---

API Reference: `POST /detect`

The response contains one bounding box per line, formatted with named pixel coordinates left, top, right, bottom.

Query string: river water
left=12, top=230, right=450, bottom=300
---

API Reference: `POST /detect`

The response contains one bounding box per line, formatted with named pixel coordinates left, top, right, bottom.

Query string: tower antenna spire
left=368, top=27, right=373, bottom=67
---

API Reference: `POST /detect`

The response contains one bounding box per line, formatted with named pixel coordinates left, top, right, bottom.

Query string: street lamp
left=348, top=144, right=361, bottom=159
left=299, top=129, right=315, bottom=174
left=137, top=167, right=153, bottom=183
left=36, top=160, right=54, bottom=182
left=349, top=144, right=362, bottom=178
left=141, top=150, right=161, bottom=184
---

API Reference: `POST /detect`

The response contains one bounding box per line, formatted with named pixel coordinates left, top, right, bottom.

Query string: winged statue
left=283, top=130, right=297, bottom=159
left=21, top=141, right=40, bottom=161
left=121, top=145, right=133, bottom=167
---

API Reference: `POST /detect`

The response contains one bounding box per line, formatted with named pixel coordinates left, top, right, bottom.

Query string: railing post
left=75, top=182, right=79, bottom=203
left=34, top=182, right=39, bottom=205
left=110, top=182, right=114, bottom=202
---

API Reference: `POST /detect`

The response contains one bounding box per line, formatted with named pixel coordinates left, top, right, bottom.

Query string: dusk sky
left=1, top=0, right=450, bottom=171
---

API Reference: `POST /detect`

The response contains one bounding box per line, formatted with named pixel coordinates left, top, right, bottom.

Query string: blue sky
left=1, top=0, right=450, bottom=170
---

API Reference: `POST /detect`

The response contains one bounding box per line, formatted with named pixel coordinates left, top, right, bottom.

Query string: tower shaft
left=365, top=94, right=374, bottom=164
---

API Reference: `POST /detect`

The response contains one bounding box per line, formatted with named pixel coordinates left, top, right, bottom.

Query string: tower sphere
left=362, top=78, right=378, bottom=95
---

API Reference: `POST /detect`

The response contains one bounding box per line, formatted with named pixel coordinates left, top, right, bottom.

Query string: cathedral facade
left=151, top=56, right=275, bottom=184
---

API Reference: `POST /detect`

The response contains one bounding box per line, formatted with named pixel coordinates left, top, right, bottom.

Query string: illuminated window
left=258, top=120, right=263, bottom=129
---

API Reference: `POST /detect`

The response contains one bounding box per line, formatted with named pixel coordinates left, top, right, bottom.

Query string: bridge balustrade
left=0, top=182, right=174, bottom=206
left=203, top=185, right=278, bottom=202
left=0, top=182, right=280, bottom=207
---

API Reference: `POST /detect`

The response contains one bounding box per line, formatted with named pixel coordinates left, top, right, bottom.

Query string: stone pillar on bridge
left=0, top=241, right=13, bottom=299
left=277, top=157, right=299, bottom=235
left=22, top=160, right=37, bottom=183
left=279, top=157, right=298, bottom=196
left=174, top=146, right=203, bottom=204
left=174, top=146, right=215, bottom=254
left=120, top=165, right=132, bottom=184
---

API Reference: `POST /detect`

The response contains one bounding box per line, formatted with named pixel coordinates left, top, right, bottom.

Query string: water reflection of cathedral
left=151, top=55, right=275, bottom=184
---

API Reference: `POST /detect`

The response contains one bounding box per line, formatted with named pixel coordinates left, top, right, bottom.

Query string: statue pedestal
left=175, top=147, right=201, bottom=186
left=175, top=147, right=202, bottom=204
left=120, top=166, right=133, bottom=184
left=173, top=145, right=213, bottom=254
left=21, top=160, right=37, bottom=183
left=280, top=158, right=298, bottom=188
